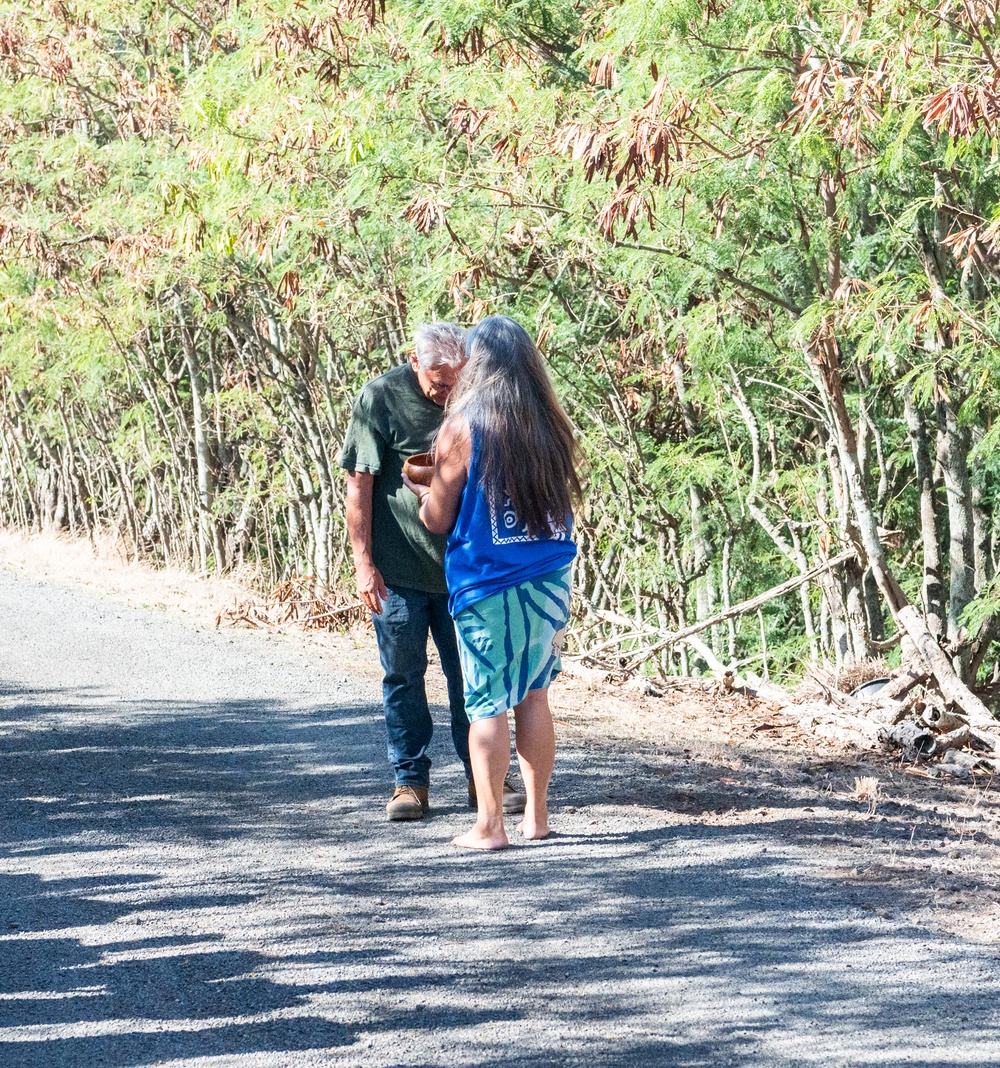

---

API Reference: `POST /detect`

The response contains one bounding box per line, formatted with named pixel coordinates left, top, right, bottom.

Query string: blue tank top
left=445, top=434, right=577, bottom=617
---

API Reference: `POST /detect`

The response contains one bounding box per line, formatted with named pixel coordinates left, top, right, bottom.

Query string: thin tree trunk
left=936, top=392, right=976, bottom=674
left=971, top=426, right=994, bottom=592
left=819, top=435, right=853, bottom=664
left=721, top=531, right=737, bottom=659
left=175, top=292, right=218, bottom=572
left=904, top=383, right=945, bottom=637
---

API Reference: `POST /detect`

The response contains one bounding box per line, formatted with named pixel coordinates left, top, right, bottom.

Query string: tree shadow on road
left=1, top=681, right=999, bottom=1067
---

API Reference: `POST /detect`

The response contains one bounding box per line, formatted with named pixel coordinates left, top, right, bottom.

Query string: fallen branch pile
left=569, top=550, right=858, bottom=675
left=777, top=667, right=999, bottom=778
left=216, top=576, right=366, bottom=632
left=719, top=601, right=1000, bottom=775
left=690, top=641, right=999, bottom=777
left=569, top=538, right=1000, bottom=775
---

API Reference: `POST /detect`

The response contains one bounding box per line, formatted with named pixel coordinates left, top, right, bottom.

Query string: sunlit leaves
left=4, top=0, right=1000, bottom=660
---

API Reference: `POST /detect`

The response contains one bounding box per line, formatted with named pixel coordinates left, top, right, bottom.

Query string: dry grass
left=216, top=575, right=366, bottom=632
left=852, top=774, right=881, bottom=814
left=796, top=658, right=892, bottom=702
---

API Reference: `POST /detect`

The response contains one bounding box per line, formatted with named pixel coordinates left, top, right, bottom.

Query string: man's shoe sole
left=386, top=785, right=429, bottom=821
left=386, top=806, right=425, bottom=821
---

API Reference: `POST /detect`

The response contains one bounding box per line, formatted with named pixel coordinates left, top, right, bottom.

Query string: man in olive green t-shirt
left=340, top=323, right=473, bottom=821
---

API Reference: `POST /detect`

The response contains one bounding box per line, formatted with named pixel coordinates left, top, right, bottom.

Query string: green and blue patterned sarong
left=453, top=566, right=572, bottom=722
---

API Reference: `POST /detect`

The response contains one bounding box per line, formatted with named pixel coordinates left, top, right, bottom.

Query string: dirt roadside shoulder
left=3, top=528, right=1000, bottom=944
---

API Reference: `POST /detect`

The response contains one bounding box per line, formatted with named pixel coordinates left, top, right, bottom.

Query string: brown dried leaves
left=786, top=58, right=887, bottom=153
left=923, top=81, right=1000, bottom=139
left=448, top=99, right=492, bottom=151
left=405, top=195, right=450, bottom=235
left=595, top=186, right=656, bottom=241
left=555, top=78, right=694, bottom=190
left=590, top=52, right=619, bottom=90
left=553, top=78, right=695, bottom=238
left=0, top=20, right=24, bottom=65
left=939, top=219, right=1000, bottom=274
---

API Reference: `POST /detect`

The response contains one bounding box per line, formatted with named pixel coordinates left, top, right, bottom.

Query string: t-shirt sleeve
left=339, top=390, right=386, bottom=474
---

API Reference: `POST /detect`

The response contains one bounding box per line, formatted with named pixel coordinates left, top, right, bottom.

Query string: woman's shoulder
left=438, top=413, right=471, bottom=453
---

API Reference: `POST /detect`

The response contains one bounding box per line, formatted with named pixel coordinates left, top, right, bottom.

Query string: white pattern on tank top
left=489, top=496, right=568, bottom=546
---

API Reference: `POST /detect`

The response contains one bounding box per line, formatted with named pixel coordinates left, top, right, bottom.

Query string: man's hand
left=355, top=560, right=388, bottom=615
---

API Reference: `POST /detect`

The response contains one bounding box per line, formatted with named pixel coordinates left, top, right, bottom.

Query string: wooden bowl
left=403, top=452, right=434, bottom=487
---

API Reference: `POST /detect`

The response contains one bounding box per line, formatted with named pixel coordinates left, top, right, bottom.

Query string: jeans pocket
left=378, top=590, right=410, bottom=628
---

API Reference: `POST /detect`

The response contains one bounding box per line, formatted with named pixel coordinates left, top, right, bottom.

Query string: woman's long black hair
left=446, top=315, right=581, bottom=536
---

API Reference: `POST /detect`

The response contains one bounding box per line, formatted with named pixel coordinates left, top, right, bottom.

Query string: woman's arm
left=404, top=415, right=470, bottom=535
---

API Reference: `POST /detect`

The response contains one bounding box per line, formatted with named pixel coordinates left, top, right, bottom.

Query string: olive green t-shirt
left=339, top=363, right=449, bottom=594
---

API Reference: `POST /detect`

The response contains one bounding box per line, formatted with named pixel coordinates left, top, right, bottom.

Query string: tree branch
left=611, top=240, right=804, bottom=315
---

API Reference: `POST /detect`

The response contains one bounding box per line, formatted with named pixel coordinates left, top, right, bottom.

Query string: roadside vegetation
left=4, top=0, right=1000, bottom=690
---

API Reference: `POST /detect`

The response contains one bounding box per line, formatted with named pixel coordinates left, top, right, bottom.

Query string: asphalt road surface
left=1, top=569, right=999, bottom=1067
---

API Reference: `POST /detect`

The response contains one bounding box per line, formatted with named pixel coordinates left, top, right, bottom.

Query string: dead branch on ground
left=216, top=575, right=366, bottom=632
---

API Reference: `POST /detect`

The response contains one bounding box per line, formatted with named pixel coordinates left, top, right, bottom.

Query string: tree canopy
left=3, top=0, right=1000, bottom=680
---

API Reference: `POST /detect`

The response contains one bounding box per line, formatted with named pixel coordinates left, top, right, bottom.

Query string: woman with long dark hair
left=403, top=315, right=581, bottom=849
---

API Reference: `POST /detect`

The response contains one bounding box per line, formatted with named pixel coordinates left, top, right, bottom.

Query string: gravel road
left=2, top=568, right=1000, bottom=1067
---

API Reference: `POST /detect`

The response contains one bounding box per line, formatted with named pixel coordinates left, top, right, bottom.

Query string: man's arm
left=345, top=470, right=388, bottom=614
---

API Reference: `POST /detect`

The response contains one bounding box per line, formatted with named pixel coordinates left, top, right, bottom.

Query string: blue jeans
left=371, top=585, right=471, bottom=788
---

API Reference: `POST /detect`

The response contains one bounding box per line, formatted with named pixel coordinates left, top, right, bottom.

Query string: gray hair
left=414, top=322, right=467, bottom=369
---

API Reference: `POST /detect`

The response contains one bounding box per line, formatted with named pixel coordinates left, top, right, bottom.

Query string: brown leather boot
left=386, top=785, right=429, bottom=821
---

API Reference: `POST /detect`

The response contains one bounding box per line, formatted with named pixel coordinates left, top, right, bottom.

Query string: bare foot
left=516, top=819, right=550, bottom=840
left=451, top=827, right=509, bottom=851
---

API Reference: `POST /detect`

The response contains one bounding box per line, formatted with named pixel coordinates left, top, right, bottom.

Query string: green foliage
left=4, top=0, right=1000, bottom=674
